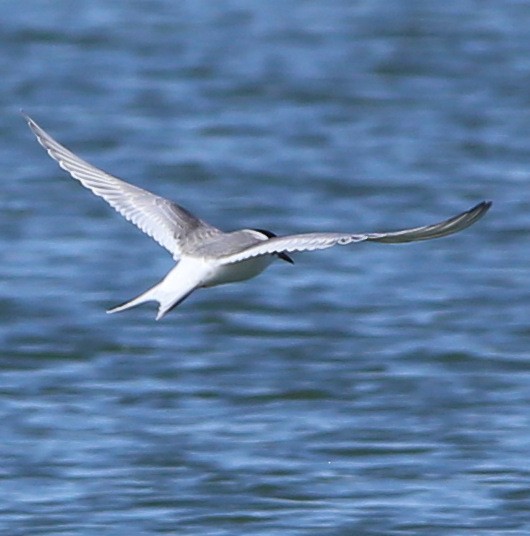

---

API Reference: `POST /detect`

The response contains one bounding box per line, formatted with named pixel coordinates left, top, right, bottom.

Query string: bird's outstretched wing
left=218, top=201, right=491, bottom=264
left=25, top=114, right=218, bottom=259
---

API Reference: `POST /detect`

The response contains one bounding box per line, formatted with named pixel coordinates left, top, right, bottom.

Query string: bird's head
left=252, top=228, right=294, bottom=264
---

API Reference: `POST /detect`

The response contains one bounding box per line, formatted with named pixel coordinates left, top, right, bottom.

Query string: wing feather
left=25, top=114, right=218, bottom=259
left=218, top=201, right=491, bottom=264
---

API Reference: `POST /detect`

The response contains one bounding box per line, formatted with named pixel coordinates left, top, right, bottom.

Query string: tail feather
left=107, top=284, right=197, bottom=320
left=107, top=284, right=160, bottom=316
left=155, top=289, right=195, bottom=320
left=106, top=260, right=206, bottom=320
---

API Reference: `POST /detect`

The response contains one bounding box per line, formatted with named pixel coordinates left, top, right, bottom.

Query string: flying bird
left=25, top=115, right=491, bottom=320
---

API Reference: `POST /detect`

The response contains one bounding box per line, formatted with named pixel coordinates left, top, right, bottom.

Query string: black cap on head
left=252, top=228, right=294, bottom=264
left=252, top=228, right=277, bottom=238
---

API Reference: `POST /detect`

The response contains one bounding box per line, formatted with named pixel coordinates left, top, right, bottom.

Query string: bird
left=25, top=114, right=491, bottom=320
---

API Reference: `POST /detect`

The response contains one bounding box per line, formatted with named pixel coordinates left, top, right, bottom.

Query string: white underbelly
left=203, top=256, right=273, bottom=287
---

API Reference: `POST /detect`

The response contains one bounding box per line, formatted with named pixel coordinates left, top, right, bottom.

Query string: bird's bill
left=277, top=252, right=294, bottom=264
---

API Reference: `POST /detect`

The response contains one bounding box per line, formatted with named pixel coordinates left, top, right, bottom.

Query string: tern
left=25, top=115, right=491, bottom=320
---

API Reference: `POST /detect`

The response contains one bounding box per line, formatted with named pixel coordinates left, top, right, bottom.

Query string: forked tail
left=107, top=262, right=204, bottom=320
left=107, top=286, right=194, bottom=320
left=107, top=284, right=159, bottom=317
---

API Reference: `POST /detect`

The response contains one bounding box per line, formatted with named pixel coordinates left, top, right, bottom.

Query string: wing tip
left=476, top=200, right=492, bottom=212
left=468, top=200, right=492, bottom=221
left=22, top=112, right=45, bottom=143
left=21, top=110, right=35, bottom=128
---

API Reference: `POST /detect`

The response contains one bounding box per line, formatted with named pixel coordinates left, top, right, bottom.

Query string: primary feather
left=24, top=114, right=219, bottom=260
left=217, top=201, right=491, bottom=264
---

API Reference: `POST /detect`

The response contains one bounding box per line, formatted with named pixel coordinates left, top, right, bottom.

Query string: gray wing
left=218, top=201, right=491, bottom=264
left=25, top=114, right=218, bottom=259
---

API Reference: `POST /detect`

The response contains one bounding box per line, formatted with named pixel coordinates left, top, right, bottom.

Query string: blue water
left=2, top=1, right=530, bottom=534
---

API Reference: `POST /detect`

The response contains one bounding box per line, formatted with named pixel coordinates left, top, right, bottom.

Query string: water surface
left=1, top=1, right=529, bottom=534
